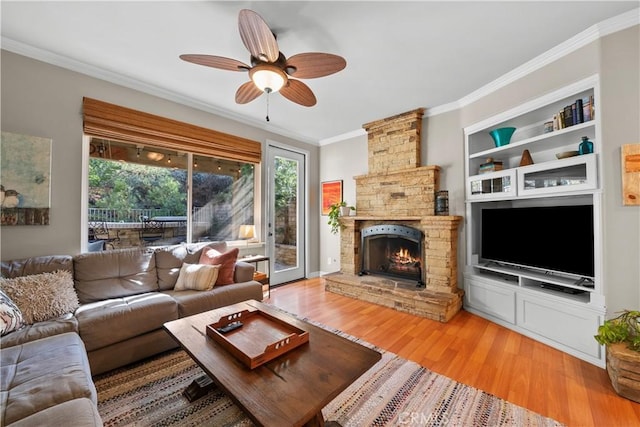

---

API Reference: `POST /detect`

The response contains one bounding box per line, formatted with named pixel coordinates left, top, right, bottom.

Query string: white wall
left=599, top=26, right=640, bottom=313
left=318, top=133, right=367, bottom=274
left=1, top=50, right=321, bottom=276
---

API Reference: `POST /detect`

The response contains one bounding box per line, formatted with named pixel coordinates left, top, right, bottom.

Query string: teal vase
left=579, top=136, right=593, bottom=155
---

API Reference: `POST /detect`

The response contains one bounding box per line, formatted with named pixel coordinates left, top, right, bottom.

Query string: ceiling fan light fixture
left=250, top=64, right=287, bottom=93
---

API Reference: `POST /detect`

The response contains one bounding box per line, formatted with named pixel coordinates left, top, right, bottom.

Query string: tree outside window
left=88, top=139, right=255, bottom=249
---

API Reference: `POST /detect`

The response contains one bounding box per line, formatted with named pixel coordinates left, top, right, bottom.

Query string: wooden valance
left=82, top=97, right=262, bottom=164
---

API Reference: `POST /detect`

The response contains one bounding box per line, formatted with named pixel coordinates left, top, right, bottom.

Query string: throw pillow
left=174, top=263, right=220, bottom=291
left=199, top=247, right=239, bottom=285
left=0, top=270, right=79, bottom=324
left=0, top=289, right=23, bottom=336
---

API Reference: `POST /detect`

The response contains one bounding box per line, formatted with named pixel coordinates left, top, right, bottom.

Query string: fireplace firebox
left=359, top=225, right=424, bottom=286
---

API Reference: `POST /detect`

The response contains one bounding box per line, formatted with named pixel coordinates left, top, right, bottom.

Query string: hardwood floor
left=266, top=278, right=640, bottom=427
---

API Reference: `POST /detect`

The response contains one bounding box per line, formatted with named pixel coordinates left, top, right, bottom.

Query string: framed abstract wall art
left=321, top=180, right=342, bottom=215
left=622, top=143, right=640, bottom=206
left=1, top=132, right=52, bottom=225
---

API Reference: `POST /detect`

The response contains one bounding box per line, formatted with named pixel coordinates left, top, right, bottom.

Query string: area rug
left=95, top=322, right=564, bottom=427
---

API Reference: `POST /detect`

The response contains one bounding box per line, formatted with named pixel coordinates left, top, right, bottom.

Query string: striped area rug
left=95, top=327, right=563, bottom=426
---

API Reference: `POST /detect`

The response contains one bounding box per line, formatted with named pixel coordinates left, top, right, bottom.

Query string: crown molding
left=319, top=8, right=638, bottom=143
left=425, top=8, right=639, bottom=118
left=0, top=37, right=318, bottom=145
left=319, top=128, right=367, bottom=146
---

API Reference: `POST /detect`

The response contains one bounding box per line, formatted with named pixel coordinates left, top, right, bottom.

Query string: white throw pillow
left=174, top=263, right=221, bottom=291
left=0, top=289, right=23, bottom=335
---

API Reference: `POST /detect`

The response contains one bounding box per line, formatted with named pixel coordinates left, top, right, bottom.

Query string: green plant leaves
left=594, top=310, right=640, bottom=351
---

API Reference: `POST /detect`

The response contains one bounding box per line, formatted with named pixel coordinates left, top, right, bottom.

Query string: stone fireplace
left=324, top=108, right=463, bottom=322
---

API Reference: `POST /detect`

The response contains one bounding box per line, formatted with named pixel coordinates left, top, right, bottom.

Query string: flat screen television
left=481, top=205, right=594, bottom=278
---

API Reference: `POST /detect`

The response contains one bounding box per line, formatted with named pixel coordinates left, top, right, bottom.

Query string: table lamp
left=238, top=225, right=257, bottom=243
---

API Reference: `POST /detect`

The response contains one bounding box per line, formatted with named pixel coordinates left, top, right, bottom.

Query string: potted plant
left=327, top=201, right=354, bottom=235
left=594, top=310, right=640, bottom=403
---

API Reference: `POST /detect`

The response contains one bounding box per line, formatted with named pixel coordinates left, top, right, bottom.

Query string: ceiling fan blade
left=180, top=54, right=250, bottom=71
left=280, top=79, right=317, bottom=107
left=235, top=81, right=264, bottom=104
left=238, top=9, right=279, bottom=63
left=285, top=53, right=346, bottom=78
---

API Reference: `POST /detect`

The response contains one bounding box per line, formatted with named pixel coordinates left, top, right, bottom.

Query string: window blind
left=82, top=97, right=262, bottom=164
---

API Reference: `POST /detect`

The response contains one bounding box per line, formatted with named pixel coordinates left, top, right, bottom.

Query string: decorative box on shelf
left=478, top=158, right=503, bottom=174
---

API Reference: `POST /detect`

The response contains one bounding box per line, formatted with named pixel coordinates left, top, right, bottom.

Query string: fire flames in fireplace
left=386, top=245, right=420, bottom=275
left=390, top=247, right=418, bottom=265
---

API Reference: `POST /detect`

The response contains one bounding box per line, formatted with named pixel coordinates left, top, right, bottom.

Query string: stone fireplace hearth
left=324, top=108, right=463, bottom=322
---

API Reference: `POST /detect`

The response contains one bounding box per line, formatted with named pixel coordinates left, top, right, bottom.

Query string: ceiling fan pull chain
left=265, top=88, right=271, bottom=122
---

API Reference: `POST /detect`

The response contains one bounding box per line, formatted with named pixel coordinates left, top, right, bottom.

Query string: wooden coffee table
left=163, top=300, right=381, bottom=427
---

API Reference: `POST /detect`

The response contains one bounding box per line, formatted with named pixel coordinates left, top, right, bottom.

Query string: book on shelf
left=554, top=96, right=594, bottom=130
left=563, top=105, right=574, bottom=127
left=588, top=95, right=595, bottom=121
left=253, top=272, right=268, bottom=283
left=575, top=98, right=584, bottom=124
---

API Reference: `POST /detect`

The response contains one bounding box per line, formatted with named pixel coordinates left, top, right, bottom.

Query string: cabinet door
left=517, top=153, right=597, bottom=196
left=464, top=275, right=516, bottom=323
left=466, top=169, right=517, bottom=201
left=517, top=292, right=602, bottom=359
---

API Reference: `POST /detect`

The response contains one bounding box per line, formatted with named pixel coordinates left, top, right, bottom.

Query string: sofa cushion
left=1, top=255, right=73, bottom=279
left=155, top=241, right=228, bottom=290
left=0, top=314, right=78, bottom=349
left=174, top=263, right=220, bottom=291
left=164, top=281, right=264, bottom=317
left=6, top=398, right=102, bottom=427
left=234, top=261, right=257, bottom=283
left=0, top=290, right=23, bottom=336
left=75, top=292, right=178, bottom=351
left=0, top=270, right=79, bottom=325
left=199, top=247, right=239, bottom=285
left=73, top=248, right=157, bottom=304
left=0, top=332, right=96, bottom=426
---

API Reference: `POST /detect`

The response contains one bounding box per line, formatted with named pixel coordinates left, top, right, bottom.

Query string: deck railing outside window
left=88, top=208, right=170, bottom=223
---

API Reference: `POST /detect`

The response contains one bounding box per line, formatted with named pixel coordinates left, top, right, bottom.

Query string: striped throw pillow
left=174, top=263, right=221, bottom=291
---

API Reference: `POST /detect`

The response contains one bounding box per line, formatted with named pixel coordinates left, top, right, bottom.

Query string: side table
left=241, top=255, right=270, bottom=297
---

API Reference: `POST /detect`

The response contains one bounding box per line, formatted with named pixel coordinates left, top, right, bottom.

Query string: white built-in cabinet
left=463, top=75, right=605, bottom=367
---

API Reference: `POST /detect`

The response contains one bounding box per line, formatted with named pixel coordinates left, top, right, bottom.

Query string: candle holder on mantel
left=435, top=191, right=449, bottom=216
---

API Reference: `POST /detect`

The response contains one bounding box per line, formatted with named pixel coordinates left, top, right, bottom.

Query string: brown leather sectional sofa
left=0, top=242, right=263, bottom=426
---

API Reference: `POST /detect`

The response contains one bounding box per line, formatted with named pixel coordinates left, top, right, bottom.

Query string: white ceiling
left=2, top=1, right=638, bottom=144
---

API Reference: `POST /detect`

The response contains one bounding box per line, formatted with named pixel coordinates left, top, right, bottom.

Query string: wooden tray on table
left=206, top=308, right=309, bottom=369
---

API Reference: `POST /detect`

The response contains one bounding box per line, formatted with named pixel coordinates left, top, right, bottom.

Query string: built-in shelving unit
left=463, top=75, right=605, bottom=367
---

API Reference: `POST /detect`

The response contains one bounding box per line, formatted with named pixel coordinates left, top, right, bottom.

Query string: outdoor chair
left=88, top=220, right=120, bottom=250
left=139, top=219, right=165, bottom=246
left=172, top=220, right=187, bottom=241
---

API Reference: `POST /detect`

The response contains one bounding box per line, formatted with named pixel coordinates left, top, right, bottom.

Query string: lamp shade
left=238, top=224, right=256, bottom=240
left=250, top=65, right=287, bottom=93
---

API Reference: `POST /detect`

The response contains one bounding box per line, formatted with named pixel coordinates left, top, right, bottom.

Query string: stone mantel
left=341, top=215, right=461, bottom=223
left=343, top=216, right=422, bottom=221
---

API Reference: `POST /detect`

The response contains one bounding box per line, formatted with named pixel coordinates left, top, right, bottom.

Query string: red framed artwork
left=321, top=180, right=342, bottom=215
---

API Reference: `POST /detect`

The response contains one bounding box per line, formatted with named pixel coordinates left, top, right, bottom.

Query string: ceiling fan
left=179, top=9, right=346, bottom=109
